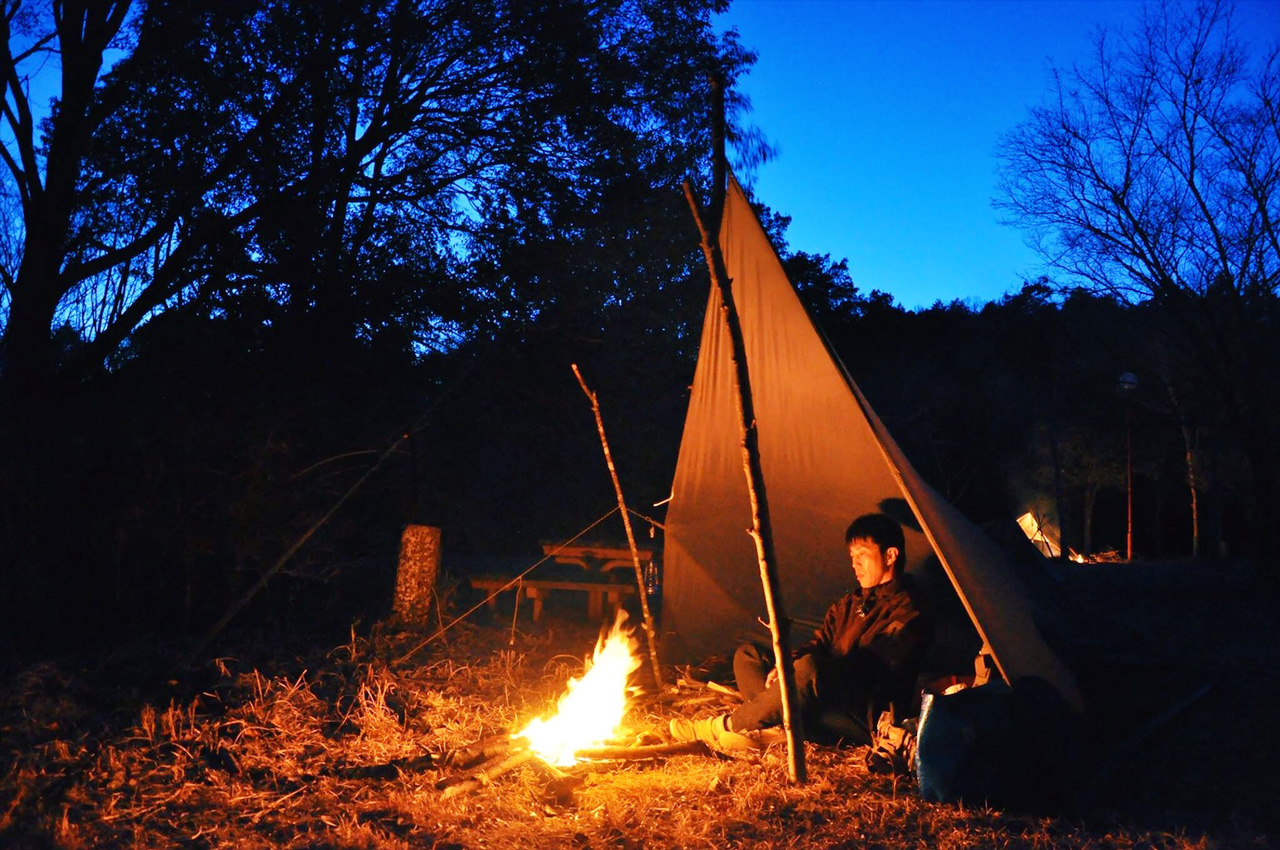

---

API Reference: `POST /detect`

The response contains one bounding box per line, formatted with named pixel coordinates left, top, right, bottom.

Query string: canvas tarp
left=1017, top=510, right=1063, bottom=558
left=662, top=177, right=1081, bottom=710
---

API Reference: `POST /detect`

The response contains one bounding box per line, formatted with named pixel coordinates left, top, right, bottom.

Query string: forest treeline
left=0, top=0, right=1276, bottom=655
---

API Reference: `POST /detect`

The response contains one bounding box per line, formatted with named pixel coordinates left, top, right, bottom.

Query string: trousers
left=728, top=642, right=873, bottom=745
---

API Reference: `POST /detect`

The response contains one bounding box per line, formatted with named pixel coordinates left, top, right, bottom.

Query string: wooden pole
left=571, top=363, right=664, bottom=689
left=1126, top=402, right=1134, bottom=561
left=709, top=73, right=726, bottom=237
left=681, top=179, right=807, bottom=784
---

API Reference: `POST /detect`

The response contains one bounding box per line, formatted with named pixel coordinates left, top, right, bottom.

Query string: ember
left=515, top=612, right=641, bottom=766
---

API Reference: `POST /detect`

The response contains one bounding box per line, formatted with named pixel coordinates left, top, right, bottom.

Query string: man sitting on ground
left=671, top=512, right=934, bottom=749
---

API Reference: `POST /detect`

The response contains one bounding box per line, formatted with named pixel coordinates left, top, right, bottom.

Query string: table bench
left=469, top=576, right=636, bottom=622
left=540, top=542, right=654, bottom=573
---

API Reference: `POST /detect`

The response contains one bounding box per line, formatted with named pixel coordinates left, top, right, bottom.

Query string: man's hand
left=765, top=668, right=778, bottom=689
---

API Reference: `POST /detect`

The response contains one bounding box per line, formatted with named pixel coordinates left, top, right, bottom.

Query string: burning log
left=438, top=747, right=539, bottom=799
left=437, top=736, right=527, bottom=785
left=437, top=610, right=674, bottom=797
left=573, top=740, right=711, bottom=761
left=436, top=738, right=713, bottom=799
left=441, top=732, right=515, bottom=771
left=515, top=611, right=642, bottom=767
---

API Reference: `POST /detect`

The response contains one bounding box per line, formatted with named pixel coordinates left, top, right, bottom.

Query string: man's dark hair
left=845, top=513, right=906, bottom=564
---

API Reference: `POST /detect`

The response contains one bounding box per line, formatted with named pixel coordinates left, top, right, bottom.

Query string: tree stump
left=393, top=524, right=441, bottom=626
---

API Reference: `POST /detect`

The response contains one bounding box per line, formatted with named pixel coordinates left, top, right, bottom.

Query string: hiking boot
left=753, top=726, right=787, bottom=746
left=668, top=714, right=762, bottom=751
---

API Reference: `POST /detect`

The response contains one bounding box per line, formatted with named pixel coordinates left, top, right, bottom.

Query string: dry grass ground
left=1, top=567, right=1276, bottom=849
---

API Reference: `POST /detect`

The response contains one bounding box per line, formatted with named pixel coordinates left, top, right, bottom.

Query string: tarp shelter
left=662, top=177, right=1081, bottom=710
left=1017, top=510, right=1063, bottom=559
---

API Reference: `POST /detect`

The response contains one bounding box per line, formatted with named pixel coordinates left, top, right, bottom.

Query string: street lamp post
left=1118, top=372, right=1139, bottom=561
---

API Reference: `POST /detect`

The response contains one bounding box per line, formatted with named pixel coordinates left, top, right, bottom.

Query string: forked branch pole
left=571, top=363, right=664, bottom=689
left=681, top=178, right=807, bottom=784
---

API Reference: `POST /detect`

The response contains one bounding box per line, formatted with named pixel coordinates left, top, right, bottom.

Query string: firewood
left=439, top=748, right=538, bottom=799
left=332, top=753, right=436, bottom=779
left=677, top=675, right=742, bottom=700
left=572, top=740, right=712, bottom=761
left=442, top=732, right=515, bottom=770
left=670, top=694, right=730, bottom=710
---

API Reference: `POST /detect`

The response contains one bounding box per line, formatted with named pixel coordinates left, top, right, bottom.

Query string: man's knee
left=792, top=653, right=816, bottom=680
left=734, top=642, right=769, bottom=669
left=788, top=652, right=819, bottom=701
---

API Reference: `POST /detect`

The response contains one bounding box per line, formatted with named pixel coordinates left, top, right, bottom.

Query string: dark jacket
left=795, top=574, right=933, bottom=715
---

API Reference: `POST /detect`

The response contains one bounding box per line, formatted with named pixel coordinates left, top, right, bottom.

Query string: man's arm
left=791, top=595, right=850, bottom=658
left=868, top=611, right=933, bottom=674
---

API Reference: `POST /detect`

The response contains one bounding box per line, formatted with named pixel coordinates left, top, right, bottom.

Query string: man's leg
left=670, top=648, right=826, bottom=749
left=808, top=654, right=874, bottom=745
left=729, top=653, right=820, bottom=732
left=670, top=642, right=784, bottom=750
left=732, top=642, right=773, bottom=701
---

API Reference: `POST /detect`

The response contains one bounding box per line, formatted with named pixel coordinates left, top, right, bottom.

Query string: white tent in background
left=662, top=176, right=1081, bottom=710
left=1017, top=510, right=1063, bottom=559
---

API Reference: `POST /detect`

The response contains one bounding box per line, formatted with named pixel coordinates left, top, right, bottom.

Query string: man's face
left=848, top=537, right=896, bottom=589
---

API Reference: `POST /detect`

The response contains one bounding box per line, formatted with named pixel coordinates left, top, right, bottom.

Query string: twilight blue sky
left=714, top=0, right=1280, bottom=310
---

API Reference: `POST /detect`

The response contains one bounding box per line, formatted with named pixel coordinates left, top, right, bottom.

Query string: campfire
left=437, top=613, right=714, bottom=798
left=515, top=611, right=642, bottom=766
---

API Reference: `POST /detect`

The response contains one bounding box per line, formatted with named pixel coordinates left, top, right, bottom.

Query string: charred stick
left=332, top=753, right=436, bottom=780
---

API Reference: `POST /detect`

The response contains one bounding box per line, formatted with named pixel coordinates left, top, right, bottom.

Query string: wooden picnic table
left=468, top=576, right=635, bottom=622
left=539, top=542, right=654, bottom=573
left=468, top=541, right=655, bottom=622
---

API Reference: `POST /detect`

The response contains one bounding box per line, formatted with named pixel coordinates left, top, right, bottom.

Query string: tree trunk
left=1180, top=423, right=1200, bottom=559
left=393, top=524, right=441, bottom=626
left=1, top=259, right=64, bottom=396
left=1048, top=415, right=1069, bottom=554
left=1082, top=483, right=1097, bottom=555
left=0, top=0, right=131, bottom=395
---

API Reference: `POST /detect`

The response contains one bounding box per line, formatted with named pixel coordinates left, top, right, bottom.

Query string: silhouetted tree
left=0, top=0, right=765, bottom=650
left=996, top=0, right=1280, bottom=567
left=0, top=0, right=757, bottom=392
left=0, top=0, right=131, bottom=391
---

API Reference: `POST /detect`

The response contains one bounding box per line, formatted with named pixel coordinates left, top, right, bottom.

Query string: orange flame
left=515, top=612, right=641, bottom=766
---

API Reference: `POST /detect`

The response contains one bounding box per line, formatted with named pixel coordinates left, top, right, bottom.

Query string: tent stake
left=681, top=178, right=807, bottom=785
left=571, top=363, right=664, bottom=689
